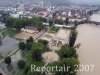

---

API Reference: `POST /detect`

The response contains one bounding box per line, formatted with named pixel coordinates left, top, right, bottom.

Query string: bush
left=38, top=39, right=49, bottom=46
left=17, top=60, right=26, bottom=69
left=32, top=49, right=42, bottom=61
left=4, top=56, right=11, bottom=65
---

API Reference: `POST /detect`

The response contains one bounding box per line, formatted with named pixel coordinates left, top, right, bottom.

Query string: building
left=21, top=26, right=38, bottom=34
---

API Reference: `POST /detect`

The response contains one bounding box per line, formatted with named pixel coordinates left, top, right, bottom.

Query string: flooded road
left=76, top=24, right=100, bottom=75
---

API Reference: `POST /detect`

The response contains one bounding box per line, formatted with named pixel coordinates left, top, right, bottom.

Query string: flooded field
left=76, top=24, right=100, bottom=75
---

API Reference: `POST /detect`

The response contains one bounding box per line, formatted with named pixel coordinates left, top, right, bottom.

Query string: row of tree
left=56, top=44, right=79, bottom=75
left=48, top=17, right=69, bottom=26
left=5, top=17, right=45, bottom=31
left=69, top=20, right=78, bottom=47
left=18, top=36, right=33, bottom=51
left=55, top=21, right=79, bottom=75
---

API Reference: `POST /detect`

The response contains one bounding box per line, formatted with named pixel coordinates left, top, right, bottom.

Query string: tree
left=74, top=20, right=78, bottom=27
left=36, top=21, right=45, bottom=31
left=17, top=60, right=26, bottom=69
left=38, top=17, right=47, bottom=22
left=29, top=36, right=34, bottom=43
left=26, top=36, right=34, bottom=44
left=38, top=39, right=49, bottom=46
left=18, top=42, right=26, bottom=50
left=1, top=12, right=10, bottom=23
left=59, top=44, right=76, bottom=58
left=69, top=29, right=78, bottom=47
left=65, top=17, right=69, bottom=25
left=5, top=17, right=14, bottom=28
left=31, top=17, right=45, bottom=31
left=26, top=43, right=32, bottom=50
left=0, top=35, right=2, bottom=46
left=54, top=19, right=64, bottom=25
left=32, top=49, right=42, bottom=61
left=13, top=18, right=24, bottom=31
left=49, top=20, right=53, bottom=27
left=27, top=71, right=33, bottom=75
left=24, top=66, right=29, bottom=74
left=56, top=58, right=79, bottom=75
left=4, top=57, right=11, bottom=65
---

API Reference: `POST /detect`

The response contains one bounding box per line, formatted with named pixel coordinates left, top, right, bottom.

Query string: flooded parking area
left=75, top=24, right=100, bottom=75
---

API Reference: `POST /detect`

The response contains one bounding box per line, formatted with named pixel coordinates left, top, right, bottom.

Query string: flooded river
left=76, top=24, right=100, bottom=75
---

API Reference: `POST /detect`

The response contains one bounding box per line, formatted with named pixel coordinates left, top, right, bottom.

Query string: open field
left=15, top=32, right=34, bottom=39
left=0, top=28, right=17, bottom=37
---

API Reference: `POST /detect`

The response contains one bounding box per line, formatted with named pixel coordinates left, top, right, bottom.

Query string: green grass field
left=0, top=28, right=17, bottom=37
left=49, top=27, right=59, bottom=33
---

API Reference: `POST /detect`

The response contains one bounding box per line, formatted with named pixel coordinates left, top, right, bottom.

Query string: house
left=21, top=26, right=38, bottom=34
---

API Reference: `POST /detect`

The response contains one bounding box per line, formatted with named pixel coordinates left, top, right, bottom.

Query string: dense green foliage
left=69, top=29, right=78, bottom=47
left=74, top=20, right=78, bottom=27
left=25, top=42, right=49, bottom=66
left=32, top=49, right=42, bottom=61
left=49, top=20, right=53, bottom=27
left=5, top=17, right=45, bottom=31
left=54, top=19, right=64, bottom=25
left=49, top=26, right=59, bottom=33
left=18, top=37, right=34, bottom=51
left=56, top=58, right=79, bottom=75
left=0, top=28, right=17, bottom=37
left=18, top=42, right=26, bottom=50
left=38, top=39, right=49, bottom=46
left=59, top=44, right=77, bottom=59
left=4, top=56, right=11, bottom=65
left=17, top=60, right=26, bottom=69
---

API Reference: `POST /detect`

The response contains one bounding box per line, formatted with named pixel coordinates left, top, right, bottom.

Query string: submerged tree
left=18, top=42, right=26, bottom=50
left=17, top=60, right=26, bottom=69
left=4, top=56, right=11, bottom=65
left=0, top=35, right=2, bottom=46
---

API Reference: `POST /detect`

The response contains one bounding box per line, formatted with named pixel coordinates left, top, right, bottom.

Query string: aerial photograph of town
left=0, top=0, right=100, bottom=75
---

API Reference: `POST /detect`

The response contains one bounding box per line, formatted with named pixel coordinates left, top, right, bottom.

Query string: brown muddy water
left=75, top=24, right=100, bottom=75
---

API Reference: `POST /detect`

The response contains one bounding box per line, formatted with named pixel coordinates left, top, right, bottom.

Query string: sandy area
left=75, top=24, right=100, bottom=75
left=15, top=32, right=34, bottom=39
left=56, top=28, right=70, bottom=39
left=42, top=52, right=59, bottom=64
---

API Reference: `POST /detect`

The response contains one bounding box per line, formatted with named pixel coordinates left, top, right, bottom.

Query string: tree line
left=4, top=17, right=45, bottom=31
